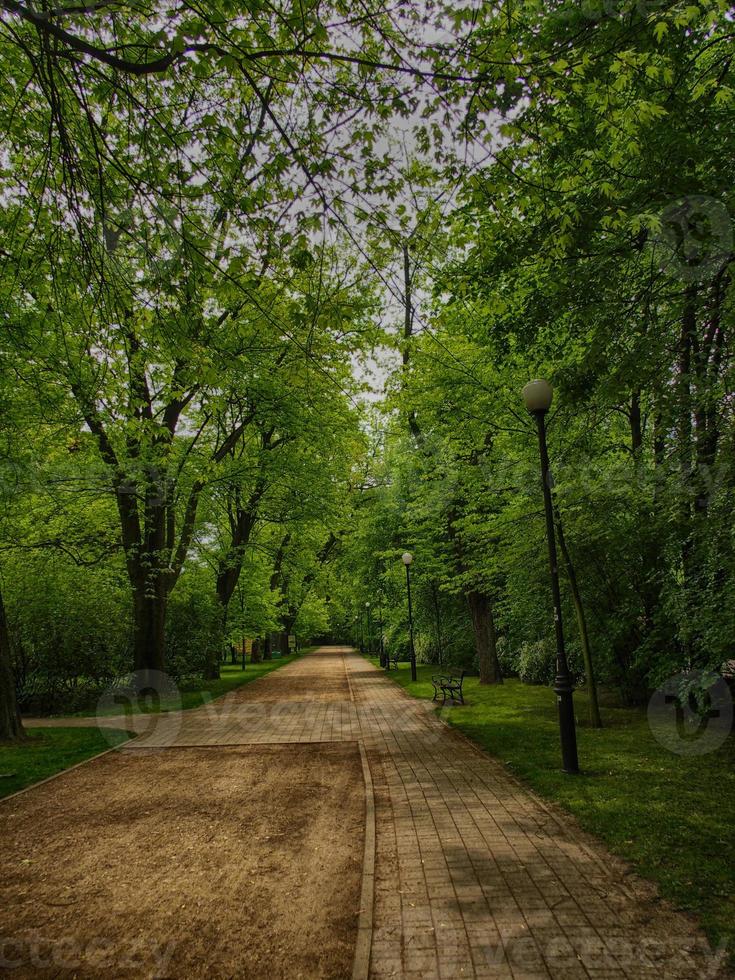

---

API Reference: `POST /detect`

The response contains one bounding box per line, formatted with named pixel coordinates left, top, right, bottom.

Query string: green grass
left=375, top=658, right=735, bottom=960
left=84, top=650, right=311, bottom=717
left=0, top=727, right=131, bottom=800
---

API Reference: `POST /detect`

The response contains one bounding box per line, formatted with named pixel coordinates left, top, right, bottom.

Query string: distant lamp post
left=365, top=601, right=372, bottom=655
left=402, top=552, right=417, bottom=682
left=522, top=379, right=579, bottom=774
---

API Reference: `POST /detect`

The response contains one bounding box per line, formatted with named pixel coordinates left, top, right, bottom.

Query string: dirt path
left=0, top=650, right=364, bottom=979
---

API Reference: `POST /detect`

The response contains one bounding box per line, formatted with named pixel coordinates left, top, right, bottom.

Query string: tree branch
left=0, top=2, right=480, bottom=82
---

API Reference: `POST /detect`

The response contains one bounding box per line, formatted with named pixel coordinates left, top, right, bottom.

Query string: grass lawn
left=85, top=650, right=311, bottom=717
left=0, top=727, right=130, bottom=800
left=374, top=658, right=735, bottom=961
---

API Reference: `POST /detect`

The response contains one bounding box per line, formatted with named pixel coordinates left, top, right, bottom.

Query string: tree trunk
left=214, top=513, right=255, bottom=656
left=0, top=588, right=24, bottom=742
left=467, top=591, right=502, bottom=685
left=203, top=600, right=227, bottom=682
left=554, top=509, right=602, bottom=728
left=251, top=638, right=262, bottom=664
left=693, top=271, right=726, bottom=517
left=203, top=643, right=221, bottom=680
left=132, top=584, right=168, bottom=684
left=401, top=242, right=423, bottom=443
left=678, top=286, right=697, bottom=663
left=629, top=389, right=643, bottom=453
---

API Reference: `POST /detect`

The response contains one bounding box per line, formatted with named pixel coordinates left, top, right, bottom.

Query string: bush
left=517, top=638, right=556, bottom=686
left=383, top=621, right=410, bottom=661
left=8, top=558, right=131, bottom=714
left=165, top=581, right=222, bottom=681
left=496, top=636, right=520, bottom=678
left=517, top=637, right=585, bottom=687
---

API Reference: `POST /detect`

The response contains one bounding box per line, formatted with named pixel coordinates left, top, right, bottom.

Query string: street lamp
left=402, top=552, right=417, bottom=682
left=365, top=601, right=372, bottom=655
left=522, top=379, right=580, bottom=775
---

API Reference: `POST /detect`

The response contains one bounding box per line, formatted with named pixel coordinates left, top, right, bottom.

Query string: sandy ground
left=0, top=742, right=364, bottom=979
left=222, top=656, right=351, bottom=704
left=25, top=651, right=352, bottom=732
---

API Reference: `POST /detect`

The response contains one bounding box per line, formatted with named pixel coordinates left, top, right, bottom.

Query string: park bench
left=431, top=671, right=466, bottom=706
left=388, top=654, right=399, bottom=670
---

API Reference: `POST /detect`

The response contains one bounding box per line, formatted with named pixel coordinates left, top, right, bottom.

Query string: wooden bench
left=388, top=654, right=399, bottom=670
left=431, top=671, right=466, bottom=705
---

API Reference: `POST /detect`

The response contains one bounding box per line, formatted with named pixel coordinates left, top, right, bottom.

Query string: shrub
left=517, top=638, right=556, bottom=686
left=165, top=583, right=222, bottom=681
left=8, top=558, right=131, bottom=714
left=517, top=637, right=585, bottom=687
left=496, top=636, right=520, bottom=678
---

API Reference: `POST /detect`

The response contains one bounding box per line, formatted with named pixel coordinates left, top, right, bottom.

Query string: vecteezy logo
left=653, top=195, right=733, bottom=283
left=95, top=670, right=182, bottom=748
left=648, top=669, right=733, bottom=756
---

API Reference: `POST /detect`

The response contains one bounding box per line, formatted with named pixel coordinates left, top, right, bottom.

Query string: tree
left=361, top=0, right=735, bottom=701
left=0, top=587, right=23, bottom=741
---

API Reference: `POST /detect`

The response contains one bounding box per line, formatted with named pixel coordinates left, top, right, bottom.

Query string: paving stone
left=342, top=652, right=728, bottom=980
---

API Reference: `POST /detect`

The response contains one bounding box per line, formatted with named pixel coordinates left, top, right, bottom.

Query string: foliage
left=0, top=0, right=394, bottom=700
left=333, top=0, right=735, bottom=708
left=516, top=639, right=557, bottom=687
left=165, top=566, right=223, bottom=681
left=5, top=553, right=131, bottom=714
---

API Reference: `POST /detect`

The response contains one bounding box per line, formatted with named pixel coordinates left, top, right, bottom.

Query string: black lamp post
left=365, top=601, right=372, bottom=655
left=377, top=593, right=386, bottom=667
left=523, top=379, right=580, bottom=775
left=402, top=552, right=417, bottom=682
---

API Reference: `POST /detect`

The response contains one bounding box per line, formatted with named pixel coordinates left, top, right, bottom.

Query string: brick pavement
left=20, top=647, right=730, bottom=979
left=343, top=651, right=726, bottom=980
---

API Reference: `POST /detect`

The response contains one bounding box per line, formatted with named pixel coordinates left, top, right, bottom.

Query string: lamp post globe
left=402, top=552, right=413, bottom=565
left=522, top=379, right=553, bottom=414
left=523, top=379, right=579, bottom=774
